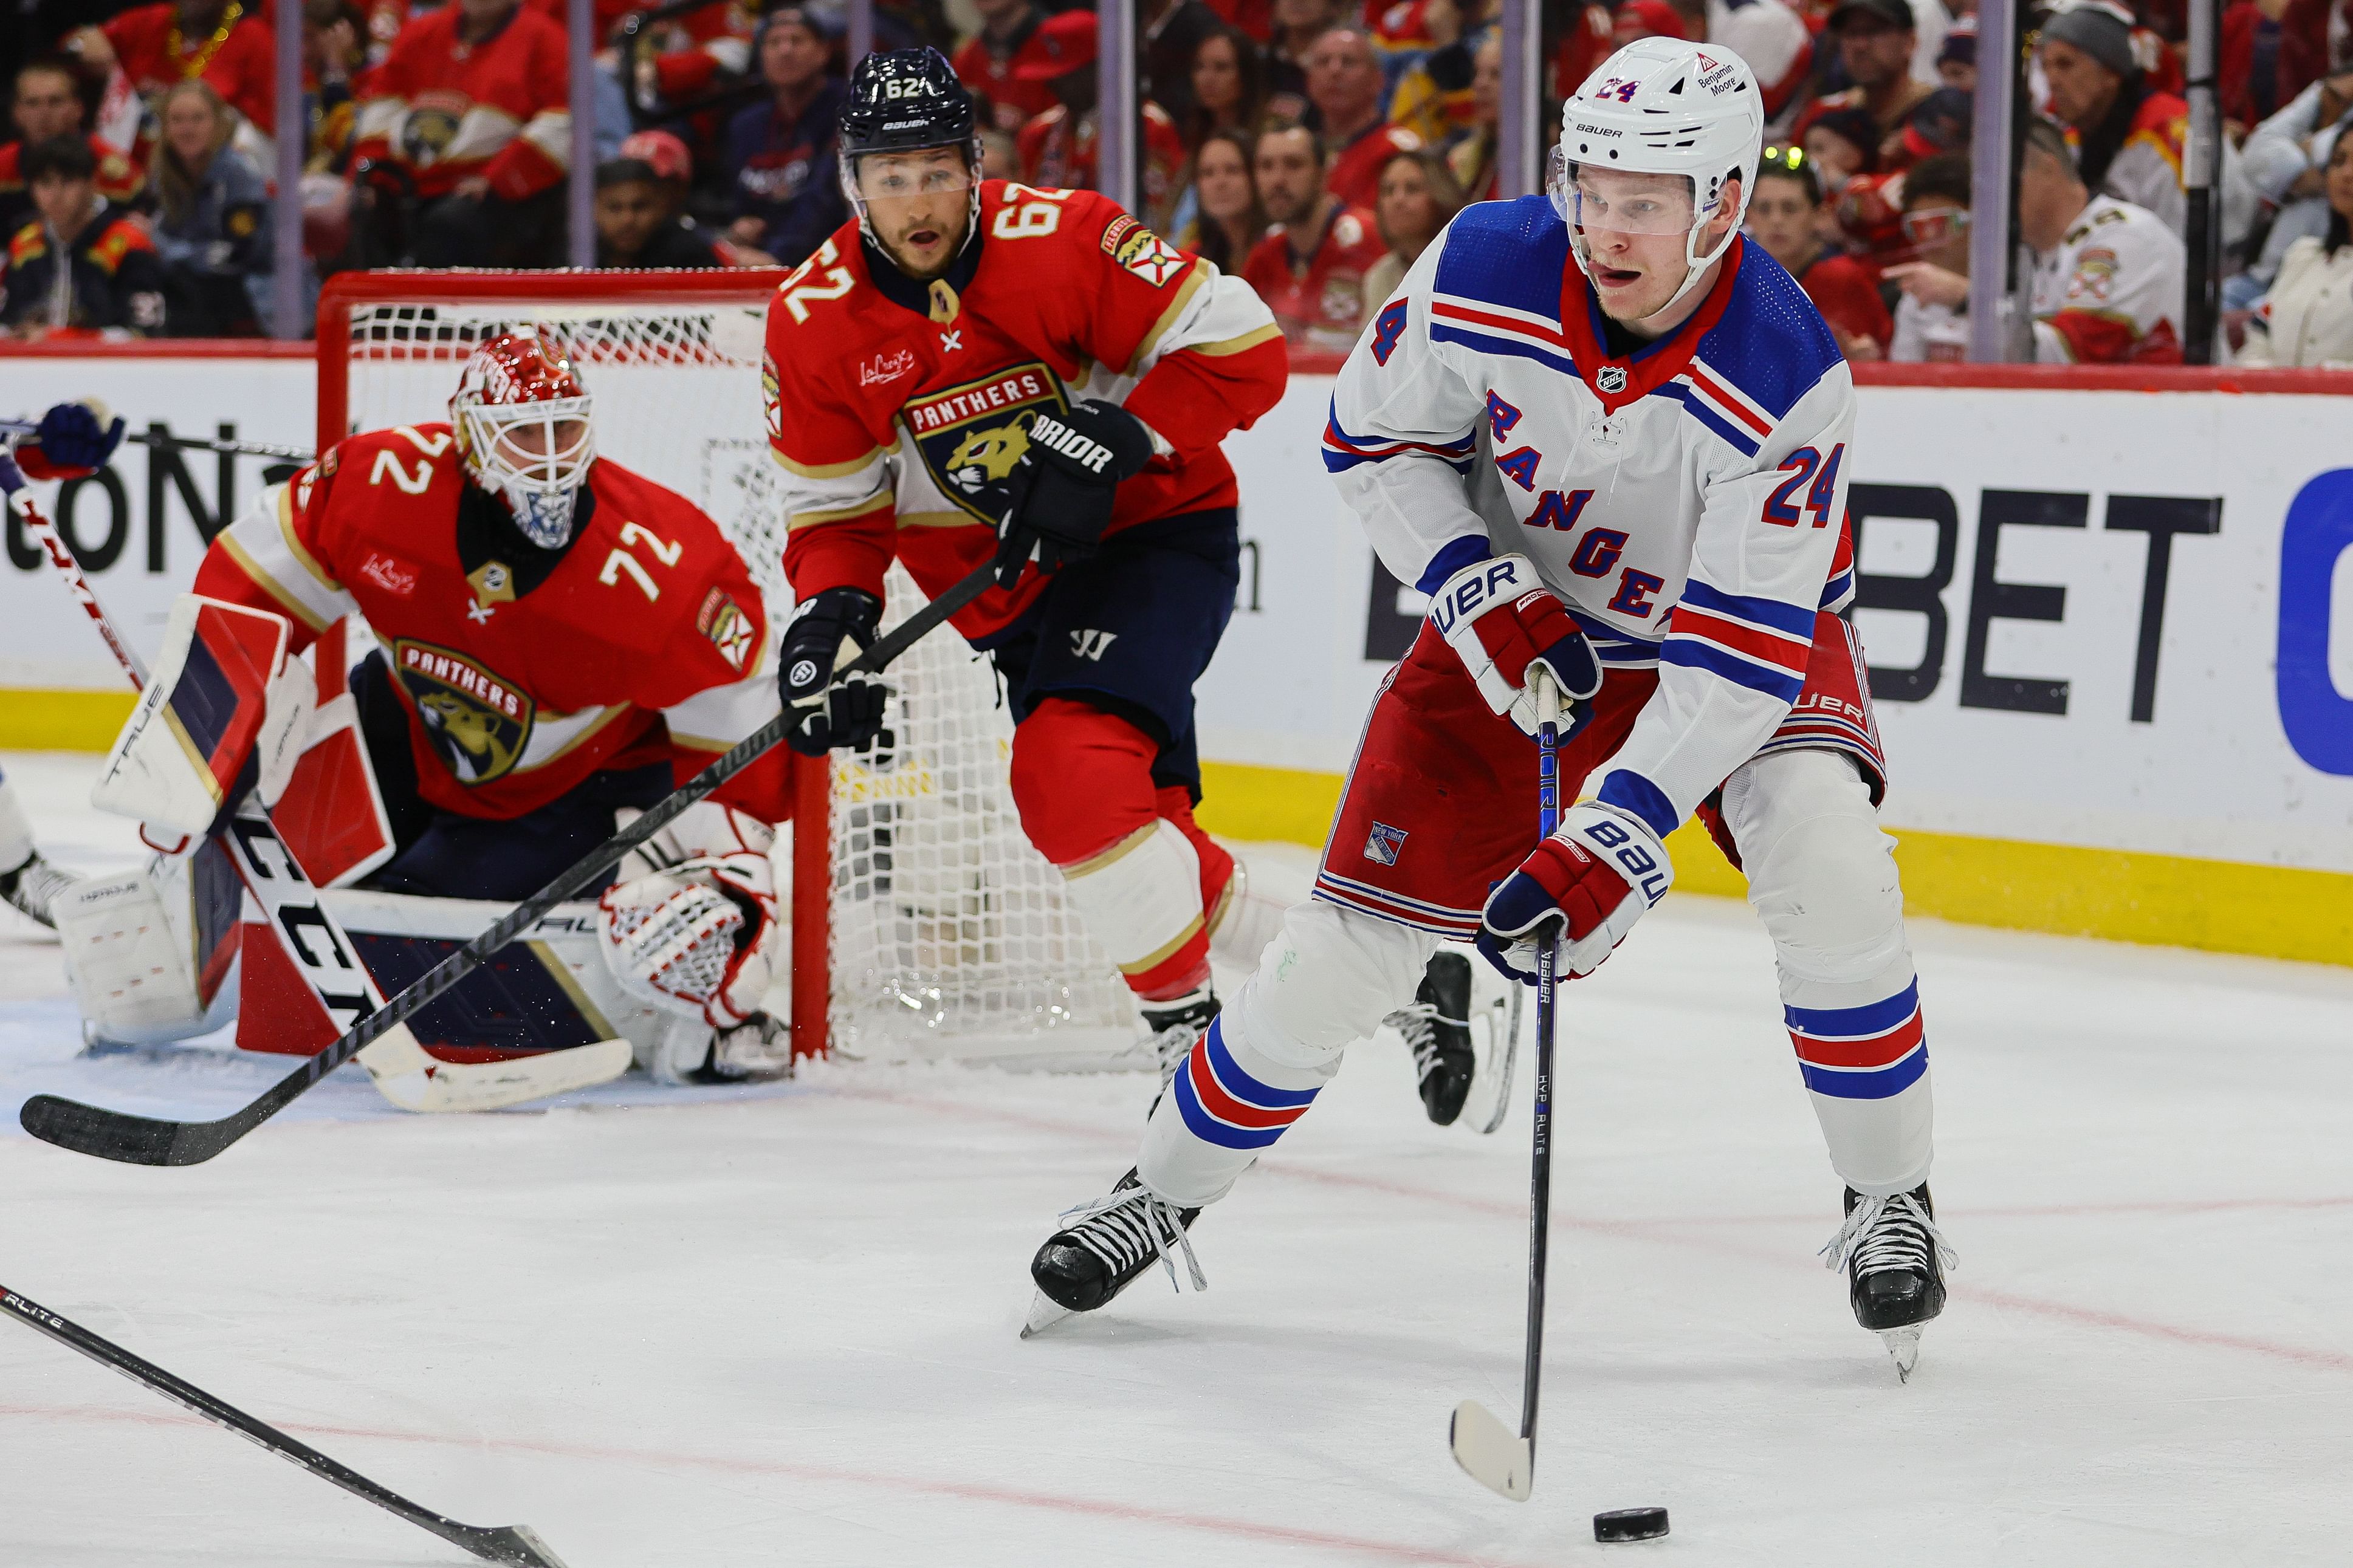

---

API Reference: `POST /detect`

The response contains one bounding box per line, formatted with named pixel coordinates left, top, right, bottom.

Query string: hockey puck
left=1593, top=1507, right=1670, bottom=1543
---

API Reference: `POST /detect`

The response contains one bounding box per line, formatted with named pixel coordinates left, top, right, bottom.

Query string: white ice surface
left=3, top=748, right=2351, bottom=1567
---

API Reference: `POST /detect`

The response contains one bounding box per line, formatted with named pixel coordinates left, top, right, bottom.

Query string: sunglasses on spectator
left=1900, top=208, right=1970, bottom=245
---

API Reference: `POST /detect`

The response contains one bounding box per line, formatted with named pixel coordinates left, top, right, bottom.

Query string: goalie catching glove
left=596, top=803, right=783, bottom=1030
left=1431, top=552, right=1601, bottom=737
left=779, top=586, right=886, bottom=757
left=994, top=400, right=1158, bottom=588
left=1478, top=801, right=1674, bottom=982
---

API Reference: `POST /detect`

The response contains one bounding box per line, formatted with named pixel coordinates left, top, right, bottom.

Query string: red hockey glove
left=1429, top=552, right=1602, bottom=736
left=1477, top=802, right=1675, bottom=982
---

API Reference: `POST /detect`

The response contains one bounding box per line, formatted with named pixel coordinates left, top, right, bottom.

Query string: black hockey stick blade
left=20, top=560, right=998, bottom=1166
left=2, top=1282, right=570, bottom=1566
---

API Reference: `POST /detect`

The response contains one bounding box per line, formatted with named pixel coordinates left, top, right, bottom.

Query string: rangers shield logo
left=393, top=640, right=534, bottom=784
left=904, top=363, right=1070, bottom=526
left=1363, top=821, right=1409, bottom=866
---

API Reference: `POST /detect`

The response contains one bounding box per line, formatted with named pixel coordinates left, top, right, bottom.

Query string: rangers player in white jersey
left=1026, top=37, right=1955, bottom=1375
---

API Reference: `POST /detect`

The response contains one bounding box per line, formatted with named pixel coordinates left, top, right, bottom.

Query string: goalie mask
left=450, top=329, right=595, bottom=549
left=836, top=47, right=983, bottom=247
left=1550, top=38, right=1765, bottom=317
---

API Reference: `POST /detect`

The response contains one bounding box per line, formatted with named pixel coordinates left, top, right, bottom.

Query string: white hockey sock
left=0, top=771, right=35, bottom=874
left=1058, top=817, right=1210, bottom=999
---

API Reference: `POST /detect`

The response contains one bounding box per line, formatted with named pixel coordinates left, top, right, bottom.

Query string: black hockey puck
left=1593, top=1507, right=1670, bottom=1542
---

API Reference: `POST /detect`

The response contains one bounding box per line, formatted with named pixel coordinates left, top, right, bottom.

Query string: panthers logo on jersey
left=902, top=362, right=1070, bottom=526
left=393, top=638, right=534, bottom=784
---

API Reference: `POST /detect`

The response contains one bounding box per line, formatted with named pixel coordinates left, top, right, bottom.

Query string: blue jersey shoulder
left=1432, top=196, right=1569, bottom=321
left=1693, top=244, right=1847, bottom=423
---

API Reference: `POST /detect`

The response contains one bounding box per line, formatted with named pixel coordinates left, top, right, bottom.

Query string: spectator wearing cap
left=0, top=135, right=168, bottom=340
left=596, top=140, right=733, bottom=269
left=1014, top=9, right=1188, bottom=230
left=70, top=0, right=279, bottom=139
left=1, top=59, right=142, bottom=242
left=1683, top=0, right=1813, bottom=122
left=1881, top=151, right=1973, bottom=360
left=2240, top=117, right=2353, bottom=364
left=1239, top=120, right=1389, bottom=354
left=952, top=0, right=1056, bottom=134
left=1889, top=84, right=1970, bottom=169
left=2040, top=1, right=2256, bottom=246
left=1746, top=146, right=1892, bottom=357
left=1305, top=29, right=1421, bottom=210
left=1937, top=13, right=1977, bottom=91
left=1613, top=0, right=1688, bottom=48
left=2016, top=116, right=2186, bottom=362
left=723, top=5, right=846, bottom=269
left=1802, top=0, right=1933, bottom=155
left=148, top=78, right=277, bottom=335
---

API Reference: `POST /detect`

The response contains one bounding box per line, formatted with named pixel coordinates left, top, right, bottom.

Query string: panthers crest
left=903, top=362, right=1069, bottom=526
left=393, top=640, right=534, bottom=784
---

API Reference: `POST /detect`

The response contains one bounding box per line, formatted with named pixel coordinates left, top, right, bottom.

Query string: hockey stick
left=1449, top=669, right=1565, bottom=1501
left=1, top=1282, right=569, bottom=1566
left=0, top=416, right=310, bottom=464
left=20, top=556, right=999, bottom=1166
left=1, top=447, right=628, bottom=1112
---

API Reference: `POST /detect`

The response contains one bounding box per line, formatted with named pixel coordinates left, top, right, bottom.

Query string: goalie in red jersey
left=764, top=47, right=1295, bottom=1070
left=83, top=331, right=798, bottom=1082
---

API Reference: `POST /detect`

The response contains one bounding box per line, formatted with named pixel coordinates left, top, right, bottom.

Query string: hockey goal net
left=317, top=270, right=1139, bottom=1066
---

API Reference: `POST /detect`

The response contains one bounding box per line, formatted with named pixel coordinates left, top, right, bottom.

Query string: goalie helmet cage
left=315, top=269, right=1140, bottom=1067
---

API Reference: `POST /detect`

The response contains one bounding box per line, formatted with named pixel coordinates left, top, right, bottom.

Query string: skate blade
left=1880, top=1325, right=1923, bottom=1381
left=1019, top=1291, right=1073, bottom=1340
left=1449, top=1398, right=1533, bottom=1501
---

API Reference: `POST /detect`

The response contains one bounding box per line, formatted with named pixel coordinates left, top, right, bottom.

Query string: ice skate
left=1138, top=990, right=1218, bottom=1111
left=1023, top=1168, right=1203, bottom=1337
left=0, top=853, right=77, bottom=930
left=1386, top=951, right=1476, bottom=1126
left=1821, top=1183, right=1956, bottom=1381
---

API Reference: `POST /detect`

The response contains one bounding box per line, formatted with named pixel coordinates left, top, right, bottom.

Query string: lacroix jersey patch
left=902, top=362, right=1069, bottom=526
left=393, top=638, right=534, bottom=784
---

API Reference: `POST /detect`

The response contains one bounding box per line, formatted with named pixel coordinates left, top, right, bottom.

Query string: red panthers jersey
left=194, top=424, right=789, bottom=823
left=764, top=180, right=1286, bottom=641
left=351, top=5, right=571, bottom=200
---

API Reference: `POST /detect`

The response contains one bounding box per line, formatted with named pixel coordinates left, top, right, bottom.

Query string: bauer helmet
left=1550, top=38, right=1765, bottom=315
left=836, top=47, right=983, bottom=242
left=450, top=328, right=594, bottom=550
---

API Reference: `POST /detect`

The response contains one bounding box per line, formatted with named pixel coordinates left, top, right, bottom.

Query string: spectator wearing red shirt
left=351, top=0, right=571, bottom=265
left=1745, top=146, right=1892, bottom=359
left=1798, top=0, right=1932, bottom=158
left=76, top=0, right=278, bottom=135
left=1014, top=9, right=1187, bottom=230
left=952, top=0, right=1056, bottom=134
left=1, top=60, right=142, bottom=241
left=1240, top=120, right=1387, bottom=355
left=1304, top=28, right=1420, bottom=210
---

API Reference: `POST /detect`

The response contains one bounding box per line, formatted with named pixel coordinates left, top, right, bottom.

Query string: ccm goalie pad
left=597, top=802, right=792, bottom=1082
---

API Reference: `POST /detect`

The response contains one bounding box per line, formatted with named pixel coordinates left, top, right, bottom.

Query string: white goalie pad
left=56, top=841, right=243, bottom=1046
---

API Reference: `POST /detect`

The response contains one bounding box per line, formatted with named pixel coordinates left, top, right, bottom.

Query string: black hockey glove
left=778, top=586, right=887, bottom=758
left=995, top=399, right=1158, bottom=589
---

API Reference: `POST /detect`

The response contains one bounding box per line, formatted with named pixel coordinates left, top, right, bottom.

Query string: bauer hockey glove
left=778, top=586, right=886, bottom=757
left=1478, top=801, right=1675, bottom=983
left=995, top=399, right=1157, bottom=588
left=1431, top=552, right=1602, bottom=738
left=16, top=400, right=126, bottom=481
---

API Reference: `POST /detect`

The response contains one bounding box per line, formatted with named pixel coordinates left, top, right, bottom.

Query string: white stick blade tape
left=1449, top=1399, right=1533, bottom=1501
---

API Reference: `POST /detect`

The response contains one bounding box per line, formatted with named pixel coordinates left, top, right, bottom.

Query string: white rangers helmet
left=1550, top=37, right=1767, bottom=313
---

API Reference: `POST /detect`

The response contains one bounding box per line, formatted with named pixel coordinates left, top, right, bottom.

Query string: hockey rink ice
left=2, top=748, right=2348, bottom=1567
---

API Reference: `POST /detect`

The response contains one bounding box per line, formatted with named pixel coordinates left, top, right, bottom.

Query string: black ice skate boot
left=0, top=852, right=75, bottom=930
left=1023, top=1168, right=1203, bottom=1338
left=1139, top=990, right=1220, bottom=1112
left=1386, top=951, right=1475, bottom=1125
left=1821, top=1183, right=1956, bottom=1381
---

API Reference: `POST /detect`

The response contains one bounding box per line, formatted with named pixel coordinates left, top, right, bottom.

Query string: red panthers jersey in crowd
left=352, top=5, right=571, bottom=200
left=101, top=0, right=278, bottom=133
left=0, top=134, right=142, bottom=238
left=1241, top=204, right=1387, bottom=357
left=950, top=24, right=1057, bottom=132
left=193, top=425, right=789, bottom=822
left=764, top=180, right=1286, bottom=642
left=1015, top=102, right=1187, bottom=226
left=1324, top=121, right=1422, bottom=212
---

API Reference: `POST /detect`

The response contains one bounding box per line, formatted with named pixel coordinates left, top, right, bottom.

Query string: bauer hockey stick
left=0, top=416, right=311, bottom=464
left=1449, top=668, right=1565, bottom=1501
left=20, top=555, right=1001, bottom=1166
left=1, top=1282, right=569, bottom=1566
left=0, top=448, right=628, bottom=1114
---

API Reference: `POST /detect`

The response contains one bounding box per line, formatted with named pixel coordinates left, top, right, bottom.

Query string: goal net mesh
left=334, top=286, right=1137, bottom=1065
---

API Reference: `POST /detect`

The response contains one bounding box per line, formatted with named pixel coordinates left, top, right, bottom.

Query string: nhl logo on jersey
left=393, top=639, right=534, bottom=784
left=904, top=362, right=1070, bottom=526
left=1363, top=821, right=1409, bottom=866
left=1596, top=364, right=1629, bottom=394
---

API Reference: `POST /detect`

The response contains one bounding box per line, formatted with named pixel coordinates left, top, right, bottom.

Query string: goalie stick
left=19, top=554, right=1000, bottom=1166
left=1449, top=669, right=1565, bottom=1502
left=0, top=445, right=630, bottom=1114
left=1, top=1282, right=569, bottom=1567
left=0, top=416, right=310, bottom=464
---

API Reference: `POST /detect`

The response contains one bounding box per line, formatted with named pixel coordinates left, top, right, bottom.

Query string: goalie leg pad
left=55, top=846, right=242, bottom=1045
left=1722, top=747, right=1931, bottom=1196
left=91, top=595, right=311, bottom=841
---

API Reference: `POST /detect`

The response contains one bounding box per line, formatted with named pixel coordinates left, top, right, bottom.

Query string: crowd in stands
left=2, top=0, right=2353, bottom=365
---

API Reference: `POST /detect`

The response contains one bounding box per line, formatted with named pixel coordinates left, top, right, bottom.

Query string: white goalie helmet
left=449, top=327, right=596, bottom=550
left=1550, top=37, right=1767, bottom=315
